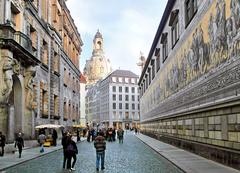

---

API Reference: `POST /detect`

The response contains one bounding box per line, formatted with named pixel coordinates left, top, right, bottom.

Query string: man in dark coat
left=62, top=132, right=69, bottom=169
left=94, top=130, right=106, bottom=171
left=0, top=132, right=6, bottom=156
left=117, top=127, right=124, bottom=144
left=15, top=133, right=24, bottom=158
left=52, top=129, right=58, bottom=146
left=66, top=133, right=78, bottom=171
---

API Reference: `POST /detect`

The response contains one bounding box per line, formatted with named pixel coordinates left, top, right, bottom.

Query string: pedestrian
left=38, top=132, right=46, bottom=153
left=52, top=129, right=58, bottom=146
left=0, top=131, right=6, bottom=156
left=135, top=127, right=138, bottom=135
left=76, top=129, right=80, bottom=142
left=15, top=133, right=24, bottom=158
left=87, top=129, right=91, bottom=142
left=117, top=127, right=124, bottom=144
left=62, top=131, right=68, bottom=169
left=94, top=130, right=106, bottom=171
left=112, top=128, right=116, bottom=141
left=66, top=133, right=78, bottom=171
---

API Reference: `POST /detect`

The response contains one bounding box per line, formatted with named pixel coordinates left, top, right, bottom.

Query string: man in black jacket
left=0, top=132, right=6, bottom=156
left=94, top=130, right=106, bottom=171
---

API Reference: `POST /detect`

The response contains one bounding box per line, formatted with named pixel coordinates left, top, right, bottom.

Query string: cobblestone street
left=4, top=133, right=183, bottom=173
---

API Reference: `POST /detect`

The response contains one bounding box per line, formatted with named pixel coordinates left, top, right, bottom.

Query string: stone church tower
left=83, top=30, right=112, bottom=85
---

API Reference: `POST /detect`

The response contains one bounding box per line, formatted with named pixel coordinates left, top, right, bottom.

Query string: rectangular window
left=185, top=0, right=197, bottom=26
left=132, top=104, right=135, bottom=110
left=113, top=94, right=116, bottom=101
left=125, top=87, right=129, bottom=93
left=162, top=35, right=168, bottom=62
left=171, top=16, right=179, bottom=48
left=119, top=95, right=122, bottom=101
left=155, top=48, right=160, bottom=71
left=113, top=103, right=116, bottom=109
left=125, top=103, right=129, bottom=110
left=125, top=95, right=129, bottom=101
left=131, top=87, right=135, bottom=93
left=132, top=95, right=135, bottom=101
left=119, top=86, right=122, bottom=92
left=112, top=86, right=116, bottom=92
left=119, top=103, right=122, bottom=109
left=151, top=60, right=155, bottom=79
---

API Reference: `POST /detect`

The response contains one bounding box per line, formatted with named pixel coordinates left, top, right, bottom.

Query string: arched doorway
left=8, top=75, right=23, bottom=141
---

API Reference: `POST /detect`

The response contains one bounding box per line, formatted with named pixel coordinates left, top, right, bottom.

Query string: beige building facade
left=0, top=0, right=83, bottom=141
left=139, top=0, right=240, bottom=170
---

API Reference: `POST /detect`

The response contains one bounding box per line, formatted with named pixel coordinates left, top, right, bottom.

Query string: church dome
left=83, top=30, right=112, bottom=85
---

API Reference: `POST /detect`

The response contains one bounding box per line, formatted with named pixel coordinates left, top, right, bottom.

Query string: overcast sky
left=66, top=0, right=168, bottom=76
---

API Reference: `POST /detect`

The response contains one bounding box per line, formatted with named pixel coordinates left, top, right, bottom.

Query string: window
left=112, top=86, right=116, bottom=92
left=148, top=68, right=151, bottom=85
left=119, top=86, right=122, bottom=93
left=151, top=59, right=155, bottom=79
left=125, top=95, right=129, bottom=101
left=119, top=95, right=122, bottom=101
left=161, top=33, right=168, bottom=62
left=42, top=40, right=48, bottom=65
left=112, top=77, right=116, bottom=82
left=132, top=104, right=135, bottom=110
left=119, top=77, right=123, bottom=83
left=125, top=87, right=129, bottom=93
left=131, top=87, right=135, bottom=93
left=155, top=48, right=160, bottom=71
left=169, top=10, right=179, bottom=48
left=113, top=94, right=116, bottom=101
left=125, top=103, right=129, bottom=110
left=185, top=0, right=197, bottom=26
left=119, top=103, right=122, bottom=109
left=125, top=78, right=129, bottom=83
left=131, top=78, right=135, bottom=84
left=113, top=103, right=116, bottom=109
left=132, top=95, right=135, bottom=101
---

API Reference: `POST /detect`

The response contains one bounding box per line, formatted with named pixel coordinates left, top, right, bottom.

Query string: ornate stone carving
left=11, top=0, right=24, bottom=11
left=24, top=66, right=36, bottom=110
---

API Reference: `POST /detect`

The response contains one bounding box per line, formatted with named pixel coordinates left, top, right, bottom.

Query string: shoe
left=71, top=168, right=76, bottom=171
left=96, top=168, right=99, bottom=171
left=101, top=167, right=105, bottom=170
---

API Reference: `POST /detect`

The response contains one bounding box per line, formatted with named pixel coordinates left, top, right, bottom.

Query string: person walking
left=62, top=131, right=69, bottom=169
left=66, top=133, right=78, bottom=171
left=15, top=133, right=24, bottom=158
left=94, top=130, right=106, bottom=171
left=52, top=129, right=58, bottom=146
left=117, top=127, right=124, bottom=144
left=38, top=132, right=46, bottom=153
left=0, top=132, right=6, bottom=156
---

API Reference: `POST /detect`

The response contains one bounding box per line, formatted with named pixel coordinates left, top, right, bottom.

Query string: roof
left=110, top=70, right=139, bottom=78
left=80, top=72, right=87, bottom=83
left=138, top=0, right=176, bottom=85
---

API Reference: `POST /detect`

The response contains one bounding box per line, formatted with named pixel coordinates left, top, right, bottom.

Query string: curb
left=135, top=134, right=186, bottom=173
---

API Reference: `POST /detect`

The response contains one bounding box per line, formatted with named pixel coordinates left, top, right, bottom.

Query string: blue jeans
left=96, top=151, right=105, bottom=169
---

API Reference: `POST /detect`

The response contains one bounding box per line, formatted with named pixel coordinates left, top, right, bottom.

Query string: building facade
left=139, top=0, right=240, bottom=169
left=80, top=72, right=87, bottom=127
left=100, top=70, right=140, bottom=129
left=0, top=0, right=83, bottom=141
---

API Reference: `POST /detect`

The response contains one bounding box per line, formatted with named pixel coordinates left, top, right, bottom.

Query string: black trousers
left=17, top=145, right=23, bottom=157
left=66, top=154, right=77, bottom=169
left=0, top=146, right=4, bottom=156
left=63, top=150, right=67, bottom=168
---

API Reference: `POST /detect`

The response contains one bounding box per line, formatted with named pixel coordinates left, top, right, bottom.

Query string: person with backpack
left=66, top=133, right=78, bottom=171
left=15, top=133, right=24, bottom=158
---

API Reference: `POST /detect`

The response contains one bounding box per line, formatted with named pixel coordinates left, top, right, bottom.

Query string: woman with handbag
left=66, top=134, right=78, bottom=171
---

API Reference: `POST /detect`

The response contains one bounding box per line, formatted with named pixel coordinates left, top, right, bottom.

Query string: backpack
left=66, top=143, right=76, bottom=154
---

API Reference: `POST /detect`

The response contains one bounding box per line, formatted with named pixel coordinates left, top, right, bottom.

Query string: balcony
left=0, top=23, right=40, bottom=65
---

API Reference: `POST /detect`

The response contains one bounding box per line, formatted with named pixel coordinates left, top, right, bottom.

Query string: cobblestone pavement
left=4, top=133, right=183, bottom=173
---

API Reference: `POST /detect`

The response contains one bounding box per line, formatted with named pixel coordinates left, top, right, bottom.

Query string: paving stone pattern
left=5, top=133, right=183, bottom=173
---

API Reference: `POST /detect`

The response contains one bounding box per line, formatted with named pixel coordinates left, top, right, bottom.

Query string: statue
left=24, top=66, right=36, bottom=110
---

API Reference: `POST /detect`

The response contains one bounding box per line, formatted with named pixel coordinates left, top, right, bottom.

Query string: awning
left=35, top=124, right=64, bottom=129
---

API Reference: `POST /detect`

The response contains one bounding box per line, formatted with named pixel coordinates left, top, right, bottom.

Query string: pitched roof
left=110, top=70, right=139, bottom=78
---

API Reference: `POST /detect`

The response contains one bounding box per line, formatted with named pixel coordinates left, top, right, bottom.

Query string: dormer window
left=160, top=33, right=168, bottom=63
left=169, top=10, right=179, bottom=48
left=185, top=0, right=197, bottom=27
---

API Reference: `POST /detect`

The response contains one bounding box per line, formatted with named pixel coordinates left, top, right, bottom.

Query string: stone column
left=8, top=105, right=15, bottom=142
